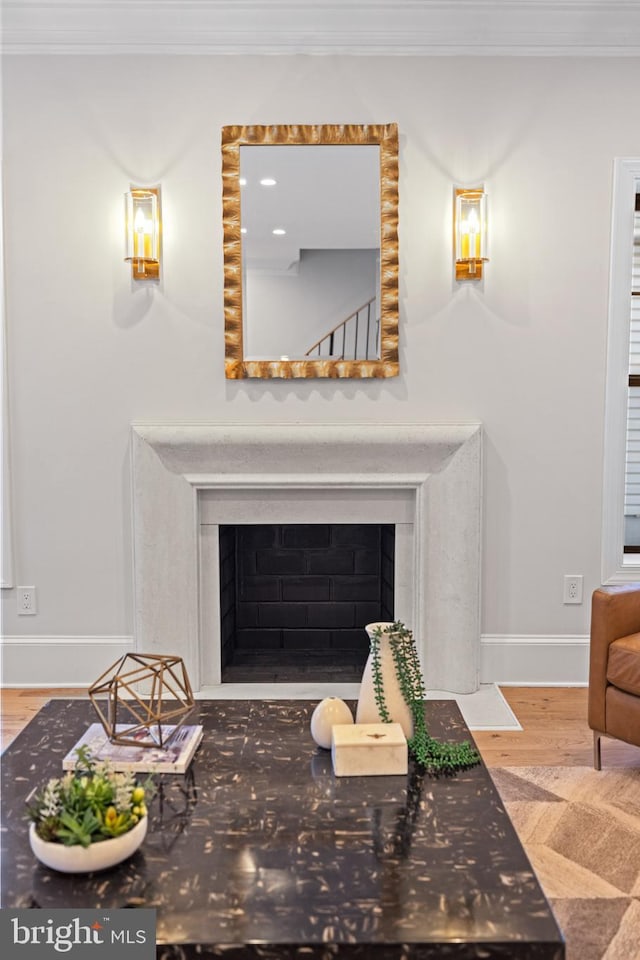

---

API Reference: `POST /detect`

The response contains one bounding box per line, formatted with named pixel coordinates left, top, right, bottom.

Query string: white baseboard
left=480, top=634, right=590, bottom=685
left=1, top=637, right=134, bottom=687
left=1, top=634, right=590, bottom=688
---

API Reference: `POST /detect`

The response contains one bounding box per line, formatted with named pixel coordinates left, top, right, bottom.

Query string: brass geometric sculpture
left=89, top=653, right=195, bottom=748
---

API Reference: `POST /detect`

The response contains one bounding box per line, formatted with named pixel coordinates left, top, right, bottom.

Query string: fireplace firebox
left=219, top=523, right=394, bottom=682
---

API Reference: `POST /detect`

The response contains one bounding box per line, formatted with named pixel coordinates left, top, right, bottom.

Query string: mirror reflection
left=222, top=124, right=399, bottom=379
left=241, top=144, right=380, bottom=362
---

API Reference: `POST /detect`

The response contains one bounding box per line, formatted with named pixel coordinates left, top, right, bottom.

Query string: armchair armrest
left=588, top=584, right=640, bottom=731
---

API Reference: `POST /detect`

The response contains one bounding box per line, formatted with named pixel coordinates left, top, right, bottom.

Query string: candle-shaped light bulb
left=134, top=208, right=145, bottom=259
left=467, top=208, right=479, bottom=260
left=143, top=216, right=153, bottom=260
left=459, top=220, right=469, bottom=261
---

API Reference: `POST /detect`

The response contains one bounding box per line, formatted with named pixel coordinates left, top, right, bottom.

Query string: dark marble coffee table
left=1, top=699, right=564, bottom=958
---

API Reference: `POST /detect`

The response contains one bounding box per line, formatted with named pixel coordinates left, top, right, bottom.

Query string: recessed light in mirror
left=240, top=228, right=247, bottom=234
left=260, top=178, right=277, bottom=186
left=239, top=177, right=247, bottom=186
left=272, top=228, right=286, bottom=235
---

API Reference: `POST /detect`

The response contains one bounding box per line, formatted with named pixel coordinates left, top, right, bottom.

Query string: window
left=625, top=194, right=640, bottom=553
left=602, top=159, right=640, bottom=582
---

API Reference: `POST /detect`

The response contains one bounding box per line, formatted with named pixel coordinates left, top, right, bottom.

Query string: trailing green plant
left=26, top=746, right=152, bottom=847
left=370, top=621, right=480, bottom=774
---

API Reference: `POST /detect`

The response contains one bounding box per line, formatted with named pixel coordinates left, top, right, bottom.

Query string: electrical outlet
left=563, top=575, right=583, bottom=605
left=17, top=586, right=37, bottom=616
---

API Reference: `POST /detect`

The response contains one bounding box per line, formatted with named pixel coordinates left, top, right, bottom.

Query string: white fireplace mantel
left=131, top=422, right=482, bottom=694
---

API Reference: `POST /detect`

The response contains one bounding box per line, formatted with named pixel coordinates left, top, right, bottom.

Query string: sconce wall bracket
left=456, top=257, right=485, bottom=283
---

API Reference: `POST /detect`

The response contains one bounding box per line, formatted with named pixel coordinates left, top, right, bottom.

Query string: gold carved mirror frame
left=222, top=123, right=399, bottom=379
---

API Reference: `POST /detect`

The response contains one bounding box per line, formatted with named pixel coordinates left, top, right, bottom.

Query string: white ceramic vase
left=356, top=622, right=414, bottom=739
left=310, top=697, right=354, bottom=749
left=29, top=816, right=147, bottom=873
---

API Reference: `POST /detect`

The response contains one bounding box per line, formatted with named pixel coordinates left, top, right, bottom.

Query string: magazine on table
left=62, top=723, right=204, bottom=774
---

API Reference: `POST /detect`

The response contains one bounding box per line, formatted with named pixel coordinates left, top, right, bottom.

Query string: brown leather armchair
left=589, top=584, right=640, bottom=768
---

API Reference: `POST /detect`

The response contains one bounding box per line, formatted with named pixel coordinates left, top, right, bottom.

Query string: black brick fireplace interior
left=219, top=524, right=395, bottom=682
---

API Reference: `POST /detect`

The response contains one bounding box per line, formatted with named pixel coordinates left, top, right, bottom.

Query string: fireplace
left=131, top=422, right=482, bottom=695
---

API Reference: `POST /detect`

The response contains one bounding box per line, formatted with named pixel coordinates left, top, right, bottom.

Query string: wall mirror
left=222, top=123, right=399, bottom=379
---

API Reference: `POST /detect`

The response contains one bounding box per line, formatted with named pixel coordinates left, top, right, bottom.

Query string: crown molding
left=3, top=1, right=640, bottom=55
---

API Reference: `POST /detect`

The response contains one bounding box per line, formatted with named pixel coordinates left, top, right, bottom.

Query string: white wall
left=3, top=54, right=639, bottom=684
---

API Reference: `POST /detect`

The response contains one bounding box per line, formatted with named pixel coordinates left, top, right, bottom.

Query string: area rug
left=491, top=766, right=640, bottom=960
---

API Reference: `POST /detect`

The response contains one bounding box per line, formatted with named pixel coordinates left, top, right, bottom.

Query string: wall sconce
left=125, top=187, right=161, bottom=280
left=454, top=187, right=488, bottom=281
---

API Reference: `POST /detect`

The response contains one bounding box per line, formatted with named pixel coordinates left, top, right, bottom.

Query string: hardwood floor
left=475, top=687, right=640, bottom=768
left=1, top=687, right=88, bottom=751
left=2, top=686, right=640, bottom=768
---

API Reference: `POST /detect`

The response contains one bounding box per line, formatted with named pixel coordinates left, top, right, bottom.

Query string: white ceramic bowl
left=29, top=816, right=147, bottom=873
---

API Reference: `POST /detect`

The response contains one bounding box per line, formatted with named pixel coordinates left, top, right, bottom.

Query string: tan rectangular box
left=331, top=722, right=408, bottom=776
